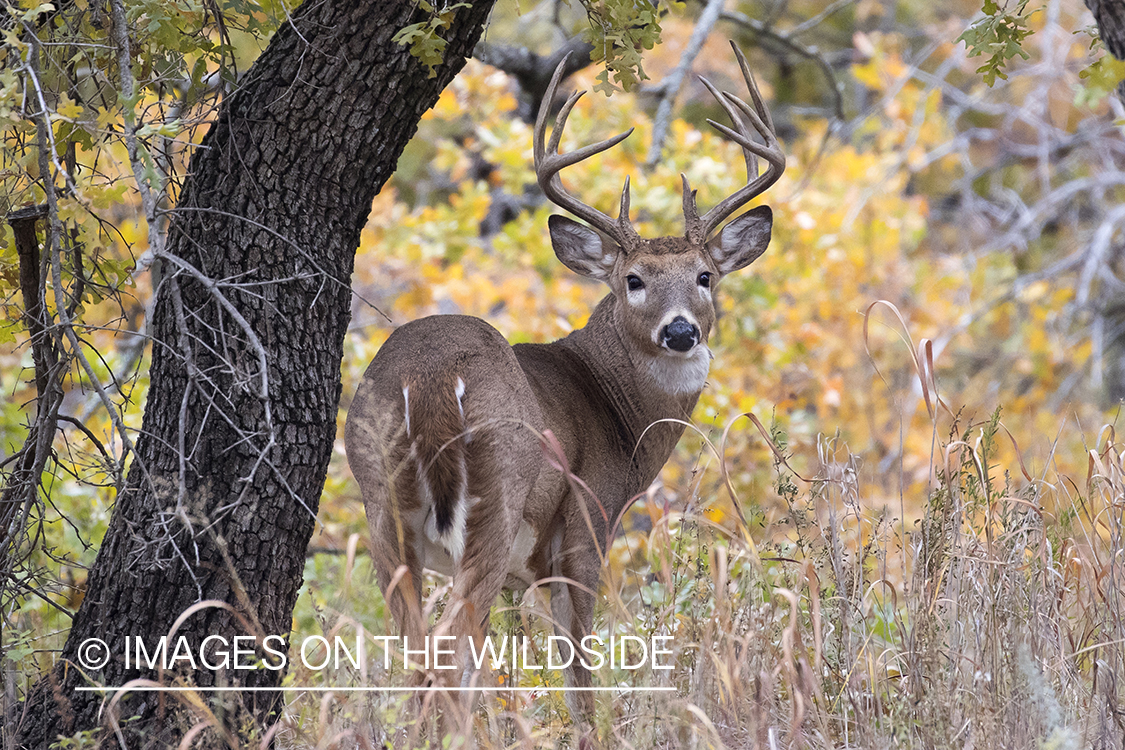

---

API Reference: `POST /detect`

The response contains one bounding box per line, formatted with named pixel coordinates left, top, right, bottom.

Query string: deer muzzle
left=662, top=316, right=700, bottom=353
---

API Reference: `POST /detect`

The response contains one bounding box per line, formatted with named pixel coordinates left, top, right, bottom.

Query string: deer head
left=534, top=43, right=786, bottom=395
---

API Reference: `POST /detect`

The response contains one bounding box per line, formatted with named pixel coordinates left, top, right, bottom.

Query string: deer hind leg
left=550, top=535, right=602, bottom=733
left=369, top=503, right=427, bottom=675
left=357, top=424, right=429, bottom=679
left=420, top=501, right=512, bottom=745
left=432, top=427, right=539, bottom=734
left=346, top=378, right=428, bottom=657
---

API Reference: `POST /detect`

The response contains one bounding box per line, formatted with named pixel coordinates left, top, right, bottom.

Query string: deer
left=344, top=42, right=785, bottom=733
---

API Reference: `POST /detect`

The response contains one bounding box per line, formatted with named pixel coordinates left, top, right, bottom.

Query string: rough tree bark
left=15, top=0, right=497, bottom=745
left=1086, top=0, right=1125, bottom=59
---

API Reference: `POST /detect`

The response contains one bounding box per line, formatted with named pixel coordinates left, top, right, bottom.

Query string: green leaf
left=1076, top=54, right=1125, bottom=107
left=956, top=0, right=1037, bottom=87
left=392, top=2, right=471, bottom=77
left=578, top=0, right=662, bottom=94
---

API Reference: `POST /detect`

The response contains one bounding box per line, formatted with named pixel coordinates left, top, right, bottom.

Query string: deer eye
left=698, top=272, right=712, bottom=288
left=626, top=275, right=645, bottom=292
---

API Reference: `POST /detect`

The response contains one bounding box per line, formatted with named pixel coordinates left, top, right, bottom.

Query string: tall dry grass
left=51, top=324, right=1125, bottom=749
left=71, top=409, right=1121, bottom=750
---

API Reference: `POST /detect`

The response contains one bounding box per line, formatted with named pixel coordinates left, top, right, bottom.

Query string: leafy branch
left=392, top=1, right=472, bottom=78
left=579, top=0, right=667, bottom=94
left=1075, top=29, right=1125, bottom=106
left=395, top=0, right=667, bottom=92
left=957, top=0, right=1037, bottom=86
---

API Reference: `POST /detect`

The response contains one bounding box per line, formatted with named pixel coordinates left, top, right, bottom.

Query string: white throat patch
left=646, top=346, right=712, bottom=395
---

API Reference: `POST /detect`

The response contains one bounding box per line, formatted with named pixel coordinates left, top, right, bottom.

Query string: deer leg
left=369, top=505, right=427, bottom=678
left=352, top=411, right=428, bottom=675
left=427, top=498, right=515, bottom=745
left=550, top=553, right=600, bottom=731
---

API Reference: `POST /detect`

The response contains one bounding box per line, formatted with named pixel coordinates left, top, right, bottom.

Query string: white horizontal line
left=76, top=686, right=676, bottom=693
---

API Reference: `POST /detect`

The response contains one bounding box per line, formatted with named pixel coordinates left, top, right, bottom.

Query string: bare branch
left=110, top=0, right=167, bottom=274
left=720, top=9, right=846, bottom=124
left=644, top=0, right=727, bottom=168
left=475, top=35, right=595, bottom=121
left=19, top=35, right=151, bottom=492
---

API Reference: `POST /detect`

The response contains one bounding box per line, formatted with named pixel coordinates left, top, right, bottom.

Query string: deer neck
left=562, top=294, right=702, bottom=473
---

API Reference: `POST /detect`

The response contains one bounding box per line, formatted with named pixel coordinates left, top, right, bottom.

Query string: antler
left=682, top=42, right=786, bottom=245
left=534, top=54, right=642, bottom=252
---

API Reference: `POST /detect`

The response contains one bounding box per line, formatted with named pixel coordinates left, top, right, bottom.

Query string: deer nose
left=662, top=316, right=699, bottom=353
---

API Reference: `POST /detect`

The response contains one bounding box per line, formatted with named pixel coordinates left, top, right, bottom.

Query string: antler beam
left=683, top=42, right=786, bottom=245
left=534, top=54, right=642, bottom=252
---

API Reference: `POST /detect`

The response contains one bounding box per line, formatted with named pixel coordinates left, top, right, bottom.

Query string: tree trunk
left=1086, top=0, right=1125, bottom=57
left=14, top=0, right=497, bottom=745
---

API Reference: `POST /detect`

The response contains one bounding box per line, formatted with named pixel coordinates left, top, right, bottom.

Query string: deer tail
left=403, top=374, right=469, bottom=543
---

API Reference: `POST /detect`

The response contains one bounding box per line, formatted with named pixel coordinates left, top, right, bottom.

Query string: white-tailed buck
left=345, top=42, right=784, bottom=726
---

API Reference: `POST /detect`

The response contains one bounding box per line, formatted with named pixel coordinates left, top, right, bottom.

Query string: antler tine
left=619, top=176, right=632, bottom=231
left=697, top=75, right=758, bottom=185
left=720, top=91, right=776, bottom=147
left=532, top=53, right=571, bottom=166
left=707, top=114, right=778, bottom=162
left=684, top=43, right=786, bottom=244
left=534, top=54, right=640, bottom=250
left=681, top=173, right=697, bottom=230
left=732, top=41, right=774, bottom=135
left=548, top=91, right=633, bottom=170
left=682, top=77, right=744, bottom=244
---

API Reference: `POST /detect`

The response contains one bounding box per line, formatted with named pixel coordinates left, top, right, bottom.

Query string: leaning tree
left=13, top=0, right=498, bottom=744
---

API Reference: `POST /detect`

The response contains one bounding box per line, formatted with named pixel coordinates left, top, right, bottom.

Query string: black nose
left=662, top=316, right=699, bottom=352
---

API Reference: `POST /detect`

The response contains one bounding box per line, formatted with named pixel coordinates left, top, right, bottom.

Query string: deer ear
left=708, top=206, right=773, bottom=275
left=549, top=215, right=619, bottom=281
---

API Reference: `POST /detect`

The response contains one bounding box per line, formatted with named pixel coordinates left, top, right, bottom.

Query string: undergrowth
left=38, top=353, right=1125, bottom=749
left=65, top=404, right=1122, bottom=749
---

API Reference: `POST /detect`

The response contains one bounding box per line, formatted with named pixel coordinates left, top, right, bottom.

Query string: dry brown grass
left=48, top=405, right=1125, bottom=750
